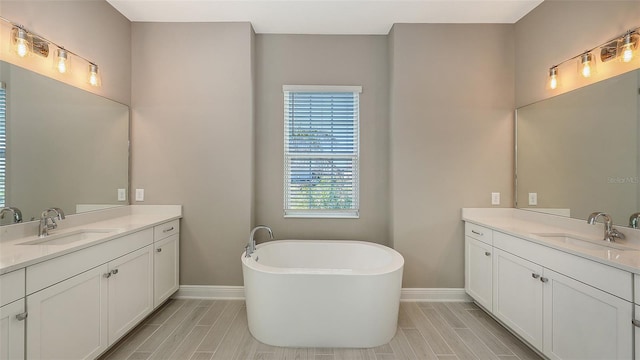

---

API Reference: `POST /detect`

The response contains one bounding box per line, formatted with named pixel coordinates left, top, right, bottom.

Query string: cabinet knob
left=15, top=312, right=28, bottom=321
left=540, top=277, right=549, bottom=283
left=156, top=248, right=162, bottom=253
left=104, top=272, right=112, bottom=278
left=471, top=230, right=483, bottom=236
left=111, top=269, right=119, bottom=275
left=163, top=226, right=174, bottom=233
left=531, top=273, right=540, bottom=279
left=484, top=252, right=491, bottom=256
left=632, top=319, right=640, bottom=328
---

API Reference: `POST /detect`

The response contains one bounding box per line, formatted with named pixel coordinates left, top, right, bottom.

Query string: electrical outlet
left=491, top=192, right=500, bottom=205
left=528, top=192, right=538, bottom=206
left=117, top=188, right=126, bottom=201
left=135, top=189, right=144, bottom=202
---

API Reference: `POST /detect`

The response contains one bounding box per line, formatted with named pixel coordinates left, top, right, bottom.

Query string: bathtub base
left=243, top=267, right=402, bottom=348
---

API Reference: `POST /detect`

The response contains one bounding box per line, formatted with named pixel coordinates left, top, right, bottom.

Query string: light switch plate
left=117, top=188, right=126, bottom=201
left=528, top=192, right=538, bottom=206
left=491, top=192, right=500, bottom=205
left=135, top=189, right=144, bottom=202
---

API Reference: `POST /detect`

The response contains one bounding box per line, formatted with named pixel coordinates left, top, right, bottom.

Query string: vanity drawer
left=0, top=269, right=25, bottom=307
left=154, top=220, right=179, bottom=241
left=27, top=228, right=153, bottom=295
left=465, top=223, right=493, bottom=244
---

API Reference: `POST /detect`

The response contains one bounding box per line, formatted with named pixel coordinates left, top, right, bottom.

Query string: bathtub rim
left=241, top=239, right=404, bottom=276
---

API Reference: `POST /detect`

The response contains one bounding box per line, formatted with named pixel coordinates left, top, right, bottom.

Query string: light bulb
left=621, top=32, right=635, bottom=63
left=16, top=38, right=28, bottom=57
left=56, top=49, right=68, bottom=74
left=88, top=63, right=100, bottom=87
left=13, top=28, right=30, bottom=58
left=580, top=53, right=592, bottom=78
left=582, top=62, right=591, bottom=77
left=623, top=46, right=634, bottom=62
left=548, top=67, right=558, bottom=90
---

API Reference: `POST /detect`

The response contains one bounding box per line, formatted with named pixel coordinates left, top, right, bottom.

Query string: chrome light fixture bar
left=547, top=25, right=639, bottom=90
left=1, top=16, right=101, bottom=87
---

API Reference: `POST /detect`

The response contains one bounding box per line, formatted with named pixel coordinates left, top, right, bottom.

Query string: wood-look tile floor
left=99, top=299, right=543, bottom=360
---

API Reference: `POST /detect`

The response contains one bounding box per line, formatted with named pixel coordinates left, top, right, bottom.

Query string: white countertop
left=0, top=205, right=182, bottom=275
left=462, top=208, right=640, bottom=274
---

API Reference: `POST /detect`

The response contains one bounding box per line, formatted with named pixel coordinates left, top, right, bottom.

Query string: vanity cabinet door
left=543, top=269, right=632, bottom=360
left=154, top=234, right=179, bottom=307
left=27, top=264, right=108, bottom=360
left=493, top=248, right=543, bottom=349
left=108, top=245, right=153, bottom=345
left=0, top=300, right=25, bottom=360
left=464, top=236, right=493, bottom=310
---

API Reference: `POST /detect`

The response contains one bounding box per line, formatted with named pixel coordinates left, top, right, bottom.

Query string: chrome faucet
left=245, top=225, right=273, bottom=258
left=630, top=212, right=640, bottom=229
left=587, top=212, right=625, bottom=242
left=39, top=208, right=66, bottom=237
left=0, top=207, right=22, bottom=224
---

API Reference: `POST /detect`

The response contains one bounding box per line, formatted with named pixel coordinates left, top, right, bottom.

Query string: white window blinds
left=0, top=83, right=5, bottom=207
left=283, top=85, right=361, bottom=218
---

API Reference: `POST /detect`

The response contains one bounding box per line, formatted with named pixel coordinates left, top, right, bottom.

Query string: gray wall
left=0, top=0, right=131, bottom=105
left=130, top=22, right=255, bottom=286
left=389, top=24, right=515, bottom=288
left=254, top=35, right=390, bottom=245
left=515, top=0, right=640, bottom=107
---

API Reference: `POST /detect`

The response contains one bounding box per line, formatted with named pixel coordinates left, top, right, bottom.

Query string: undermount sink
left=19, top=229, right=118, bottom=246
left=532, top=233, right=637, bottom=252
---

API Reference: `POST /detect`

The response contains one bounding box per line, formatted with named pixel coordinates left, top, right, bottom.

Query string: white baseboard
left=174, top=285, right=471, bottom=302
left=400, top=288, right=471, bottom=302
left=175, top=285, right=245, bottom=300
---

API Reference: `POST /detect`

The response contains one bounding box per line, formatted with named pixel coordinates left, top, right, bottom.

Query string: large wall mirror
left=516, top=69, right=639, bottom=227
left=0, top=60, right=129, bottom=225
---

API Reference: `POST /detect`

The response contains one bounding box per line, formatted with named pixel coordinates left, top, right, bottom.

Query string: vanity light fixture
left=548, top=66, right=559, bottom=90
left=55, top=48, right=70, bottom=74
left=12, top=25, right=48, bottom=58
left=546, top=25, right=639, bottom=90
left=12, top=26, right=31, bottom=58
left=620, top=31, right=638, bottom=63
left=2, top=17, right=101, bottom=87
left=579, top=52, right=594, bottom=78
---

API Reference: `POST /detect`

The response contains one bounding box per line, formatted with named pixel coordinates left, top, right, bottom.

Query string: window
left=283, top=85, right=361, bottom=218
left=0, top=82, right=5, bottom=207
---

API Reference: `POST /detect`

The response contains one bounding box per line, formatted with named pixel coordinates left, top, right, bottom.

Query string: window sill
left=284, top=210, right=359, bottom=219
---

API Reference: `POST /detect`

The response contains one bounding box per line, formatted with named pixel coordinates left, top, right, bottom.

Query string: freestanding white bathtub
left=241, top=240, right=404, bottom=348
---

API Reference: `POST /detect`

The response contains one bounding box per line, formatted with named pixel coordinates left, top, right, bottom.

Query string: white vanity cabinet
left=542, top=268, right=632, bottom=360
left=153, top=220, right=180, bottom=307
left=107, top=245, right=154, bottom=344
left=464, top=221, right=634, bottom=360
left=0, top=300, right=26, bottom=360
left=27, top=264, right=109, bottom=359
left=464, top=223, right=493, bottom=310
left=493, top=248, right=543, bottom=349
left=25, top=228, right=157, bottom=359
left=0, top=269, right=26, bottom=360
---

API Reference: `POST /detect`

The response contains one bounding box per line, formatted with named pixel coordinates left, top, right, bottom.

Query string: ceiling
left=107, top=0, right=544, bottom=35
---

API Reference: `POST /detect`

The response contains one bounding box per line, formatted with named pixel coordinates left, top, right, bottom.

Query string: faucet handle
left=610, top=228, right=625, bottom=240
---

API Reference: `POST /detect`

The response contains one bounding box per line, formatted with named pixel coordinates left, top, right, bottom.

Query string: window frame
left=283, top=85, right=361, bottom=219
